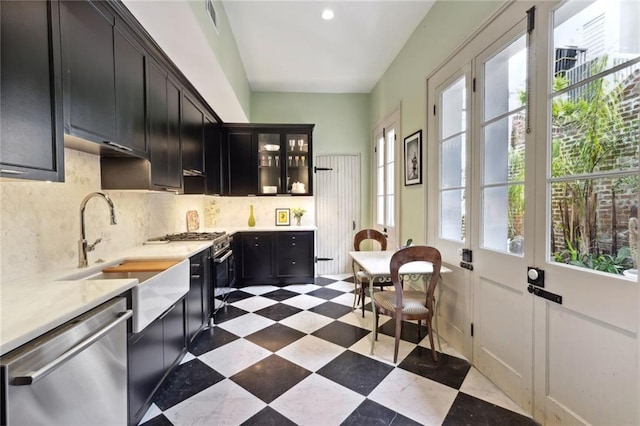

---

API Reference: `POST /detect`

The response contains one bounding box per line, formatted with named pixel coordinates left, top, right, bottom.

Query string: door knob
left=527, top=269, right=538, bottom=280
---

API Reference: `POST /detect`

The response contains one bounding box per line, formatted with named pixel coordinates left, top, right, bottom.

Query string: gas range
left=148, top=232, right=230, bottom=255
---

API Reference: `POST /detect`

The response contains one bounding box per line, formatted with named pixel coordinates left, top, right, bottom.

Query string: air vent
left=205, top=0, right=219, bottom=34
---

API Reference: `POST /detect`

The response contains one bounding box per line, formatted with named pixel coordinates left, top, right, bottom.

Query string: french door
left=429, top=1, right=639, bottom=423
left=372, top=107, right=400, bottom=249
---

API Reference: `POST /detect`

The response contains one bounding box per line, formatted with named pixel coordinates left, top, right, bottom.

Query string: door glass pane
left=441, top=189, right=465, bottom=241
left=484, top=35, right=527, bottom=121
left=441, top=135, right=465, bottom=189
left=481, top=32, right=527, bottom=255
left=484, top=114, right=526, bottom=185
left=441, top=77, right=466, bottom=139
left=377, top=195, right=384, bottom=226
left=550, top=0, right=640, bottom=275
left=439, top=76, right=467, bottom=242
left=553, top=0, right=640, bottom=92
left=387, top=195, right=395, bottom=227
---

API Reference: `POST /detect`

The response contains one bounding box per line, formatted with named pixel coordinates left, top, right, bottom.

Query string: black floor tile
left=307, top=287, right=347, bottom=300
left=230, top=354, right=311, bottom=403
left=378, top=319, right=425, bottom=344
left=255, top=303, right=302, bottom=321
left=225, top=290, right=256, bottom=303
left=245, top=323, right=306, bottom=352
left=341, top=399, right=422, bottom=426
left=241, top=406, right=296, bottom=426
left=213, top=304, right=249, bottom=324
left=315, top=276, right=339, bottom=286
left=341, top=275, right=355, bottom=283
left=189, top=326, right=240, bottom=356
left=261, top=289, right=300, bottom=301
left=399, top=346, right=471, bottom=389
left=153, top=359, right=225, bottom=411
left=309, top=301, right=354, bottom=319
left=443, top=392, right=539, bottom=426
left=317, top=350, right=393, bottom=396
left=141, top=414, right=174, bottom=426
left=312, top=321, right=371, bottom=348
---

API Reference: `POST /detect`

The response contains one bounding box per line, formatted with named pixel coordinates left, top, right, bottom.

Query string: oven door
left=213, top=249, right=233, bottom=312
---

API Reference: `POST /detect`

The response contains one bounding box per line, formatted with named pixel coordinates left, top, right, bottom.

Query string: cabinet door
left=241, top=233, right=273, bottom=280
left=162, top=299, right=185, bottom=371
left=182, top=96, right=204, bottom=175
left=277, top=231, right=314, bottom=278
left=187, top=251, right=206, bottom=344
left=128, top=317, right=164, bottom=424
left=0, top=0, right=64, bottom=181
left=114, top=23, right=146, bottom=156
left=60, top=0, right=116, bottom=142
left=204, top=116, right=222, bottom=195
left=258, top=132, right=282, bottom=194
left=148, top=62, right=182, bottom=190
left=285, top=130, right=312, bottom=195
left=226, top=131, right=257, bottom=195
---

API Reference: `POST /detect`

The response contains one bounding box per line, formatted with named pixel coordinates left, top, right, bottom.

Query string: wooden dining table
left=348, top=250, right=452, bottom=355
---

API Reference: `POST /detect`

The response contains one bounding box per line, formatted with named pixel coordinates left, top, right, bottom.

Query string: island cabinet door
left=276, top=231, right=314, bottom=279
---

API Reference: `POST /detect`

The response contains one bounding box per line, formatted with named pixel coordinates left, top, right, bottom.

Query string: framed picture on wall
left=275, top=208, right=290, bottom=226
left=404, top=130, right=422, bottom=186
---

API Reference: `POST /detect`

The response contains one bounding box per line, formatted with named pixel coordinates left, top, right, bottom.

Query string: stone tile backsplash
left=0, top=149, right=314, bottom=283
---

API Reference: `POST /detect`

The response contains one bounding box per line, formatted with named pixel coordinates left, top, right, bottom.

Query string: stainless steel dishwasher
left=0, top=297, right=132, bottom=425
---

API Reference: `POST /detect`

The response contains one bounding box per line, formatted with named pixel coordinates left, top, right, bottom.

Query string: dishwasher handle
left=12, top=310, right=133, bottom=386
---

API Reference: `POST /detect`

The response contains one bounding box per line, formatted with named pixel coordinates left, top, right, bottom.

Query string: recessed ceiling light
left=322, top=9, right=334, bottom=20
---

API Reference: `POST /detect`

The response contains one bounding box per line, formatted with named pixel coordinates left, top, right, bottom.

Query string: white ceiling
left=222, top=0, right=435, bottom=93
left=123, top=0, right=435, bottom=121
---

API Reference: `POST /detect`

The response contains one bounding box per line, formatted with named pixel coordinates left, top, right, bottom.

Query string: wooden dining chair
left=373, top=245, right=442, bottom=363
left=352, top=229, right=390, bottom=317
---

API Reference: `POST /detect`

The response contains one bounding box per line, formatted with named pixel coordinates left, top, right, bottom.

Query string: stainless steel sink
left=59, top=259, right=189, bottom=333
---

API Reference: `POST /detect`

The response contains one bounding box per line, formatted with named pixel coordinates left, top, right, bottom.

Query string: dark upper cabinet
left=204, top=116, right=222, bottom=195
left=225, top=129, right=257, bottom=195
left=182, top=96, right=205, bottom=175
left=147, top=59, right=182, bottom=191
left=114, top=23, right=146, bottom=154
left=60, top=0, right=146, bottom=157
left=0, top=0, right=64, bottom=182
left=223, top=124, right=314, bottom=196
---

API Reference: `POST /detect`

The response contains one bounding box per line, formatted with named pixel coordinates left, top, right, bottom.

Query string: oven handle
left=214, top=251, right=233, bottom=263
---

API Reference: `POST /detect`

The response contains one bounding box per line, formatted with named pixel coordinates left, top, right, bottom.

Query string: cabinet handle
left=191, top=263, right=201, bottom=268
left=292, top=261, right=296, bottom=265
left=191, top=274, right=201, bottom=279
left=292, top=243, right=296, bottom=246
left=1, top=169, right=27, bottom=175
left=292, top=237, right=296, bottom=240
left=103, top=140, right=133, bottom=152
left=254, top=244, right=259, bottom=247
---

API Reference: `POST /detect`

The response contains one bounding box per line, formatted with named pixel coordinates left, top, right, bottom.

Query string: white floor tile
left=286, top=283, right=321, bottom=294
left=163, top=379, right=266, bottom=426
left=330, top=292, right=361, bottom=307
left=279, top=310, right=334, bottom=334
left=418, top=332, right=467, bottom=360
left=336, top=308, right=382, bottom=330
left=325, top=280, right=357, bottom=293
left=281, top=294, right=326, bottom=310
left=276, top=335, right=345, bottom=371
left=271, top=374, right=365, bottom=425
left=230, top=295, right=277, bottom=312
left=179, top=352, right=196, bottom=365
left=349, top=332, right=416, bottom=366
left=138, top=403, right=161, bottom=425
left=368, top=369, right=458, bottom=425
left=322, top=273, right=353, bottom=281
left=459, top=367, right=531, bottom=417
left=239, top=285, right=280, bottom=295
left=198, top=339, right=271, bottom=377
left=216, top=313, right=275, bottom=337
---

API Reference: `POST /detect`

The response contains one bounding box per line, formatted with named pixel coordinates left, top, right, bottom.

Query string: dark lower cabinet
left=0, top=0, right=64, bottom=182
left=128, top=299, right=186, bottom=426
left=186, top=249, right=211, bottom=347
left=237, top=231, right=314, bottom=286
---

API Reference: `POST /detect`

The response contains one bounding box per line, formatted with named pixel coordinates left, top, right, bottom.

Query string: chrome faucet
left=78, top=192, right=117, bottom=268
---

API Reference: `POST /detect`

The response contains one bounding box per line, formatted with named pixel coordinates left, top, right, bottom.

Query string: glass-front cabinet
left=224, top=123, right=314, bottom=196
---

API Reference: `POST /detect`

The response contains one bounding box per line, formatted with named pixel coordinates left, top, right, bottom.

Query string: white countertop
left=0, top=241, right=213, bottom=356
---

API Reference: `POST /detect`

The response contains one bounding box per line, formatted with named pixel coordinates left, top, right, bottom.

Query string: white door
left=531, top=1, right=639, bottom=424
left=372, top=107, right=400, bottom=249
left=471, top=19, right=534, bottom=411
left=428, top=67, right=473, bottom=356
left=315, top=155, right=361, bottom=275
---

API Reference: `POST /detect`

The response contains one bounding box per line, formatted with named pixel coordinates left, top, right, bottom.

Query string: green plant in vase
left=292, top=208, right=306, bottom=226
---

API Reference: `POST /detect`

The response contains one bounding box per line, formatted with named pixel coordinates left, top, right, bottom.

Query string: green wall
left=188, top=0, right=251, bottom=119
left=251, top=92, right=371, bottom=225
left=370, top=0, right=503, bottom=244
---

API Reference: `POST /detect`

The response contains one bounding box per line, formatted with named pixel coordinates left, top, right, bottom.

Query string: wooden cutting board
left=102, top=260, right=181, bottom=273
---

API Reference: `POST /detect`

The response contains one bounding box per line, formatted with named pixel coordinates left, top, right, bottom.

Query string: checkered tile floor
left=139, top=274, right=538, bottom=426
